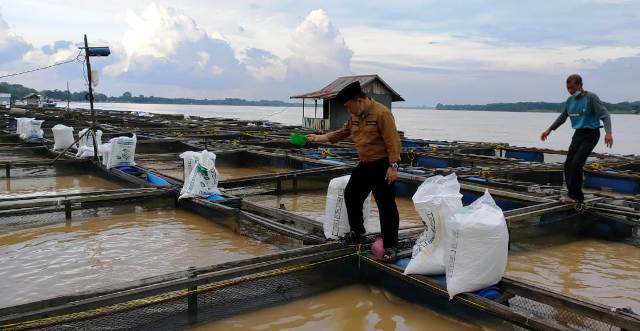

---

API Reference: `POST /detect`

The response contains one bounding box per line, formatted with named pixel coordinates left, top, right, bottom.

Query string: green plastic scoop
left=289, top=132, right=307, bottom=147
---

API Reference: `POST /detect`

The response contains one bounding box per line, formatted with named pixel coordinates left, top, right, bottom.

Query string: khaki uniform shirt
left=326, top=100, right=401, bottom=163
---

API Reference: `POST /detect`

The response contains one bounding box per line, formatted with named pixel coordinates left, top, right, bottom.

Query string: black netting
left=508, top=296, right=619, bottom=331
left=0, top=196, right=175, bottom=232
left=10, top=257, right=358, bottom=331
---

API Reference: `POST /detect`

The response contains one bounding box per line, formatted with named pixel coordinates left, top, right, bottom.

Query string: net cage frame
left=0, top=243, right=633, bottom=331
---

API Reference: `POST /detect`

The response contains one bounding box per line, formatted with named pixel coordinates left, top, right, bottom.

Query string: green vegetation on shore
left=0, top=82, right=301, bottom=107
left=435, top=101, right=640, bottom=114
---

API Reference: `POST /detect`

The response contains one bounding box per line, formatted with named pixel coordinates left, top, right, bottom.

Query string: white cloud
left=278, top=9, right=353, bottom=93
left=342, top=25, right=640, bottom=73
left=239, top=9, right=354, bottom=93
left=1, top=2, right=639, bottom=104
left=103, top=3, right=249, bottom=91
left=0, top=12, right=31, bottom=63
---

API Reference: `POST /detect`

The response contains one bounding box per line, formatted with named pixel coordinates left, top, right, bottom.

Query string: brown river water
left=0, top=208, right=280, bottom=308
left=507, top=235, right=640, bottom=312
left=245, top=189, right=422, bottom=233
left=0, top=174, right=123, bottom=197
left=189, top=284, right=505, bottom=331
left=248, top=190, right=640, bottom=312
left=138, top=159, right=287, bottom=180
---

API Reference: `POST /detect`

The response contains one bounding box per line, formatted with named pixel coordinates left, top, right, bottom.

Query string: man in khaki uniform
left=307, top=81, right=401, bottom=260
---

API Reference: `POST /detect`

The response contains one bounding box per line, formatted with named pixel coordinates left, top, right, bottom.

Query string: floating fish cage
left=0, top=242, right=636, bottom=331
left=0, top=107, right=638, bottom=331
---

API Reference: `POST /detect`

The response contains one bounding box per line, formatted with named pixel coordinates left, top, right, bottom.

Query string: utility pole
left=83, top=34, right=99, bottom=161
left=52, top=35, right=109, bottom=166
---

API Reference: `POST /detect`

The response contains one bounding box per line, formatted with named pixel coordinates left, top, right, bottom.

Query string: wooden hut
left=290, top=75, right=404, bottom=131
left=22, top=93, right=41, bottom=107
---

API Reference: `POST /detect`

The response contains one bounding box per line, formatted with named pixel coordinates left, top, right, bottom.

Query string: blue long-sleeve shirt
left=548, top=91, right=612, bottom=134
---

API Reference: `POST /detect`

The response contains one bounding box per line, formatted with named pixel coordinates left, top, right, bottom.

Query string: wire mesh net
left=6, top=256, right=358, bottom=331
left=508, top=296, right=619, bottom=331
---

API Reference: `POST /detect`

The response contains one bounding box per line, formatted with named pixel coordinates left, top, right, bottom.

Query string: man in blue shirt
left=540, top=74, right=614, bottom=203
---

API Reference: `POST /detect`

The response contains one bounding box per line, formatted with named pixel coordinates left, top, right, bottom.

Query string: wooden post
left=293, top=174, right=298, bottom=194
left=187, top=267, right=198, bottom=322
left=64, top=200, right=72, bottom=219
left=5, top=164, right=9, bottom=178
left=276, top=179, right=282, bottom=193
left=83, top=34, right=99, bottom=161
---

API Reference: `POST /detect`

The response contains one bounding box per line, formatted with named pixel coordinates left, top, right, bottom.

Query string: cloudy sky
left=0, top=0, right=638, bottom=106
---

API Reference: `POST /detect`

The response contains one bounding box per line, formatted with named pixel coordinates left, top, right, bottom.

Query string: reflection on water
left=0, top=174, right=122, bottom=197
left=137, top=160, right=288, bottom=181
left=70, top=102, right=640, bottom=155
left=189, top=284, right=497, bottom=331
left=508, top=235, right=640, bottom=312
left=0, top=209, right=280, bottom=308
left=217, top=164, right=287, bottom=180
left=245, top=189, right=422, bottom=233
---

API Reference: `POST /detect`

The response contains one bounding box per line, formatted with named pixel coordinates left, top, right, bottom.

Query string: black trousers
left=565, top=128, right=600, bottom=202
left=344, top=158, right=399, bottom=248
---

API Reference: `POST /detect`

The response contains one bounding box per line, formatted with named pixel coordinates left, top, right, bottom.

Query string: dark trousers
left=565, top=128, right=600, bottom=202
left=344, top=158, right=399, bottom=248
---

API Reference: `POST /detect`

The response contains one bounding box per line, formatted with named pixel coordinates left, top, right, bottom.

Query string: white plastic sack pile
left=323, top=175, right=372, bottom=239
left=26, top=119, right=44, bottom=140
left=445, top=190, right=509, bottom=299
left=15, top=118, right=33, bottom=137
left=404, top=174, right=463, bottom=275
left=51, top=124, right=75, bottom=151
left=180, top=151, right=201, bottom=181
left=179, top=150, right=220, bottom=199
left=100, top=143, right=111, bottom=167
left=17, top=118, right=43, bottom=140
left=105, top=135, right=137, bottom=169
left=75, top=128, right=103, bottom=158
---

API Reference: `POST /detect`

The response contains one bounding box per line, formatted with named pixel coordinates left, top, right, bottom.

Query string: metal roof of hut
left=291, top=74, right=404, bottom=102
left=22, top=93, right=40, bottom=100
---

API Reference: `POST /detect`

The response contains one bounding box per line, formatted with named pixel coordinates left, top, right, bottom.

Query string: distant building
left=22, top=93, right=41, bottom=107
left=290, top=74, right=404, bottom=131
left=0, top=93, right=10, bottom=109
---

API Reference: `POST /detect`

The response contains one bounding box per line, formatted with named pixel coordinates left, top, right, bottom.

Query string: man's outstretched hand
left=604, top=133, right=614, bottom=148
left=540, top=129, right=551, bottom=141
left=385, top=167, right=398, bottom=184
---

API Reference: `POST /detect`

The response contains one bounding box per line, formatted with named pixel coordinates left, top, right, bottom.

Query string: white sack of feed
left=100, top=143, right=111, bottom=166
left=75, top=129, right=103, bottom=157
left=15, top=118, right=33, bottom=137
left=16, top=117, right=33, bottom=137
left=77, top=128, right=103, bottom=148
left=180, top=151, right=202, bottom=181
left=179, top=150, right=220, bottom=199
left=445, top=190, right=509, bottom=299
left=21, top=119, right=43, bottom=140
left=323, top=175, right=371, bottom=239
left=105, top=134, right=137, bottom=169
left=52, top=124, right=75, bottom=150
left=405, top=174, right=463, bottom=275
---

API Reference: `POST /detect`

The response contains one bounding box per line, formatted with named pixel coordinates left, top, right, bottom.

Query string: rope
left=356, top=253, right=491, bottom=312
left=260, top=106, right=290, bottom=121
left=5, top=245, right=504, bottom=330
left=0, top=51, right=83, bottom=79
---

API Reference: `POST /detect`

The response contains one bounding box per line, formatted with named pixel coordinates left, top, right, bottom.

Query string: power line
left=0, top=50, right=83, bottom=79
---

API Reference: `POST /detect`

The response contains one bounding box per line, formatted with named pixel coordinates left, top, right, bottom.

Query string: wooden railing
left=302, top=117, right=329, bottom=131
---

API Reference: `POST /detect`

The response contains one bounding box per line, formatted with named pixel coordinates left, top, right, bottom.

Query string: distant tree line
left=435, top=101, right=640, bottom=114
left=0, top=82, right=301, bottom=107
